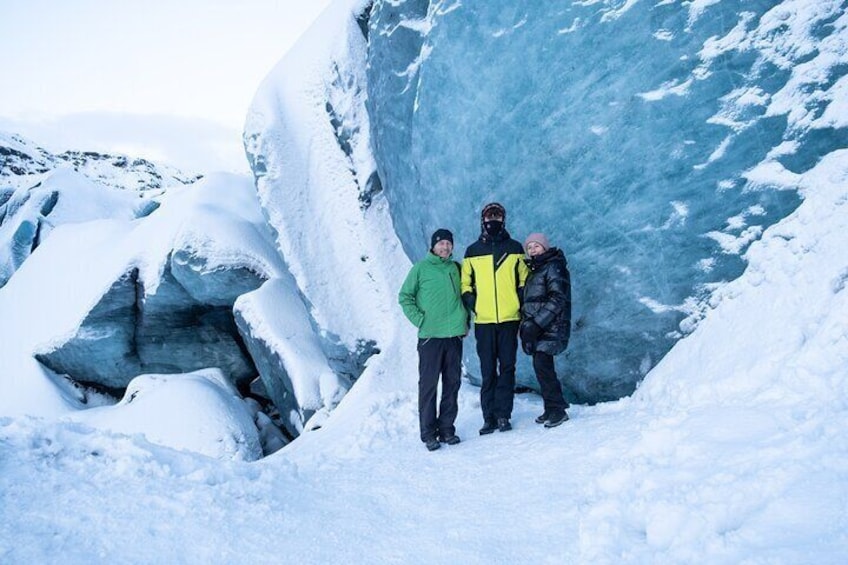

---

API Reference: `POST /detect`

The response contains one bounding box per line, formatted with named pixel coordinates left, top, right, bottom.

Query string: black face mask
left=483, top=219, right=504, bottom=236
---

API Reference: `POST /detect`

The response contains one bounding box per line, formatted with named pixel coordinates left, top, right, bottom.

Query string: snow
left=0, top=168, right=154, bottom=286
left=68, top=369, right=262, bottom=462
left=1, top=0, right=847, bottom=562
left=1, top=140, right=845, bottom=565
left=0, top=172, right=285, bottom=416
left=234, top=277, right=350, bottom=434
left=244, top=0, right=399, bottom=352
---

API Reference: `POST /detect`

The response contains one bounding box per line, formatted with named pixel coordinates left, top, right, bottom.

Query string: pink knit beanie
left=524, top=232, right=550, bottom=252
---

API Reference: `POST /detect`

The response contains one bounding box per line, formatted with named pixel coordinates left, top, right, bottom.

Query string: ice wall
left=366, top=0, right=848, bottom=401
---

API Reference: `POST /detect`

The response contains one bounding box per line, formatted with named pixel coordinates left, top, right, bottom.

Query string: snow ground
left=2, top=383, right=844, bottom=564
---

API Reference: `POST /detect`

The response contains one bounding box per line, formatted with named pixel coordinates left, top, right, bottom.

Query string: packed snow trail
left=0, top=392, right=622, bottom=563
left=3, top=377, right=845, bottom=563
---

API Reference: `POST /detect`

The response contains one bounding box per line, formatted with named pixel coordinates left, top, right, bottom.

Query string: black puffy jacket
left=520, top=247, right=571, bottom=356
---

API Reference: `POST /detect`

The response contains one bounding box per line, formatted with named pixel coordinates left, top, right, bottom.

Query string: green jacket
left=398, top=252, right=468, bottom=338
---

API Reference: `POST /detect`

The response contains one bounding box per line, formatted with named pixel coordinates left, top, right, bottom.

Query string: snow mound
left=67, top=369, right=263, bottom=461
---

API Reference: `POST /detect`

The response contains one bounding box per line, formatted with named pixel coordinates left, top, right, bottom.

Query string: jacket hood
left=526, top=247, right=566, bottom=270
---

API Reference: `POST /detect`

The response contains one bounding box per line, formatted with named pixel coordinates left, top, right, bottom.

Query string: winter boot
left=479, top=420, right=498, bottom=435
left=497, top=418, right=512, bottom=432
left=535, top=412, right=549, bottom=424
left=440, top=434, right=461, bottom=445
left=425, top=438, right=441, bottom=451
left=544, top=411, right=569, bottom=428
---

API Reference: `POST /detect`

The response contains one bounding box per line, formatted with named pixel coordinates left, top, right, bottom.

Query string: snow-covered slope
left=0, top=0, right=847, bottom=562
left=243, top=0, right=420, bottom=445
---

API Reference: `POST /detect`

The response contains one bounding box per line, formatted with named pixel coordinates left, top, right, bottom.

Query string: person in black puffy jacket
left=519, top=232, right=571, bottom=428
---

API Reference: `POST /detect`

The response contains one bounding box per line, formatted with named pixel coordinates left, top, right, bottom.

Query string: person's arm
left=533, top=263, right=570, bottom=330
left=398, top=264, right=424, bottom=328
left=461, top=258, right=476, bottom=312
left=517, top=254, right=529, bottom=288
left=516, top=254, right=529, bottom=307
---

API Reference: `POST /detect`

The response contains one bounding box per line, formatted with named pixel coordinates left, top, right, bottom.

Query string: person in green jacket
left=398, top=228, right=468, bottom=452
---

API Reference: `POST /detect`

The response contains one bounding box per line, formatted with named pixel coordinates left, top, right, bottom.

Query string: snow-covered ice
left=1, top=0, right=847, bottom=562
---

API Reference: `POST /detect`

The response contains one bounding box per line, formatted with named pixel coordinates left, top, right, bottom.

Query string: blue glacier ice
left=33, top=176, right=278, bottom=394
left=35, top=256, right=265, bottom=393
left=365, top=0, right=847, bottom=401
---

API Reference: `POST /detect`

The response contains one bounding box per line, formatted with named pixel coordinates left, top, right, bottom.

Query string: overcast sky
left=0, top=0, right=333, bottom=173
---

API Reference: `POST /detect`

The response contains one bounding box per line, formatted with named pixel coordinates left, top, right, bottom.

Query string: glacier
left=0, top=0, right=846, bottom=560
left=31, top=175, right=281, bottom=395
left=2, top=0, right=844, bottom=457
left=0, top=128, right=375, bottom=449
left=365, top=0, right=847, bottom=401
left=0, top=132, right=197, bottom=287
left=0, top=163, right=354, bottom=447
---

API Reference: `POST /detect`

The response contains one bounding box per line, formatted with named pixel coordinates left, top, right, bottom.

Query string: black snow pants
left=475, top=321, right=519, bottom=422
left=418, top=336, right=463, bottom=442
left=532, top=351, right=568, bottom=415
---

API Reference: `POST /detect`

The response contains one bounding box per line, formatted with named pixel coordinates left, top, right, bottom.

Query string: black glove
left=521, top=320, right=543, bottom=342
left=462, top=292, right=476, bottom=313
left=520, top=320, right=543, bottom=356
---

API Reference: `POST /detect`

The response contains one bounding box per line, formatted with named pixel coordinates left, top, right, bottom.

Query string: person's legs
left=532, top=351, right=567, bottom=415
left=494, top=321, right=519, bottom=420
left=437, top=337, right=463, bottom=439
left=417, top=338, right=441, bottom=442
left=475, top=324, right=498, bottom=424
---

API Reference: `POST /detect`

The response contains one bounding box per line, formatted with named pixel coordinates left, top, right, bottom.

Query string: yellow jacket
left=461, top=232, right=528, bottom=324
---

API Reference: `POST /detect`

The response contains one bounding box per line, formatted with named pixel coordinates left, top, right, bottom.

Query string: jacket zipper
left=446, top=261, right=459, bottom=333
left=449, top=263, right=458, bottom=295
left=492, top=240, right=500, bottom=323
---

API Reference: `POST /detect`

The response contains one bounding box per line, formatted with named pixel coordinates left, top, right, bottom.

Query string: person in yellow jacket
left=461, top=202, right=529, bottom=434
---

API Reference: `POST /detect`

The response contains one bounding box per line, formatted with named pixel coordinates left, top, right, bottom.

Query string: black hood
left=526, top=247, right=565, bottom=270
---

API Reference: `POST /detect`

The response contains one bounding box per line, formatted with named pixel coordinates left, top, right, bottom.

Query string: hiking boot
left=440, top=434, right=461, bottom=445
left=535, top=412, right=549, bottom=424
left=479, top=420, right=498, bottom=435
left=497, top=418, right=512, bottom=432
left=544, top=411, right=569, bottom=428
left=425, top=439, right=441, bottom=451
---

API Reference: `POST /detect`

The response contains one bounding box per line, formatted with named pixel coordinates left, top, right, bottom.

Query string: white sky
left=0, top=0, right=333, bottom=173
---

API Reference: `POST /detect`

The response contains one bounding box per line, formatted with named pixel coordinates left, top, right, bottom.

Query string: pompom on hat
left=524, top=232, right=550, bottom=252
